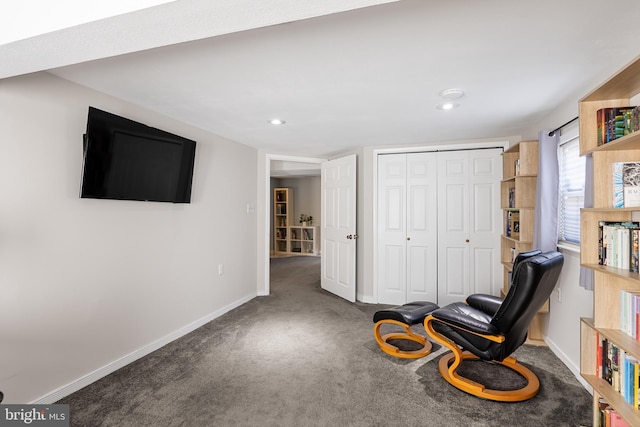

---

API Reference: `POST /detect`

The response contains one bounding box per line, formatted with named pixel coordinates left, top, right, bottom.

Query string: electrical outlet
left=218, top=264, right=224, bottom=275
left=556, top=287, right=562, bottom=303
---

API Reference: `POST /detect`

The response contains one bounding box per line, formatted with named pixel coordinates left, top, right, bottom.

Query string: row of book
left=505, top=210, right=520, bottom=239
left=598, top=221, right=640, bottom=272
left=597, top=106, right=640, bottom=146
left=598, top=335, right=640, bottom=411
left=598, top=398, right=632, bottom=427
left=612, top=162, right=640, bottom=208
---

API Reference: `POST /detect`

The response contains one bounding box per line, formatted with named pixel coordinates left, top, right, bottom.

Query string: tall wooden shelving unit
left=500, top=140, right=548, bottom=345
left=274, top=188, right=293, bottom=255
left=579, top=55, right=640, bottom=426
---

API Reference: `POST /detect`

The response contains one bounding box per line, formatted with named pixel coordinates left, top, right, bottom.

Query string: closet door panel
left=468, top=149, right=502, bottom=296
left=377, top=154, right=408, bottom=304
left=437, top=152, right=470, bottom=306
left=406, top=153, right=438, bottom=302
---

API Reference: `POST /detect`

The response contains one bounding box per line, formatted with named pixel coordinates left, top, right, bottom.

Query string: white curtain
left=533, top=130, right=559, bottom=252
left=579, top=154, right=594, bottom=290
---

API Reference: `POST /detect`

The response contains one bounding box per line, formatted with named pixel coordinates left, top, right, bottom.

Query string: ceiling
left=5, top=0, right=640, bottom=158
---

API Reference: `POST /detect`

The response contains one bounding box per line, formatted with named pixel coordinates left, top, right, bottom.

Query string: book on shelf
left=632, top=229, right=640, bottom=273
left=597, top=332, right=602, bottom=378
left=511, top=212, right=520, bottom=239
left=597, top=106, right=639, bottom=146
left=601, top=337, right=612, bottom=385
left=624, top=163, right=640, bottom=208
left=505, top=210, right=519, bottom=238
left=620, top=289, right=640, bottom=340
left=598, top=221, right=640, bottom=270
left=613, top=162, right=624, bottom=208
left=612, top=162, right=640, bottom=208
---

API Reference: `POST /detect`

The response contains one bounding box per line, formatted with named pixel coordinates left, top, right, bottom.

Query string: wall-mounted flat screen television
left=80, top=107, right=196, bottom=203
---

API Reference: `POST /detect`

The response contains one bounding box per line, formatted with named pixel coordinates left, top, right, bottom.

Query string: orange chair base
left=373, top=319, right=432, bottom=359
left=438, top=351, right=540, bottom=402
left=424, top=314, right=539, bottom=402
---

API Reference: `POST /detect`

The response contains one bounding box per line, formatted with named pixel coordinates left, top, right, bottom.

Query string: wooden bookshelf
left=500, top=140, right=547, bottom=344
left=579, top=55, right=640, bottom=427
left=274, top=188, right=293, bottom=254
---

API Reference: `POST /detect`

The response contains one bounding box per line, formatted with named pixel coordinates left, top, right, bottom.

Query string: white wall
left=544, top=247, right=593, bottom=388
left=0, top=72, right=258, bottom=403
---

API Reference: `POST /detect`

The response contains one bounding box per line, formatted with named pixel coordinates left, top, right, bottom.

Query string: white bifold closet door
left=377, top=148, right=502, bottom=306
left=377, top=152, right=438, bottom=305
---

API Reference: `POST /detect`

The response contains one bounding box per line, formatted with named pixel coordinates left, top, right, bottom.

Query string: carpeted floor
left=59, top=256, right=592, bottom=426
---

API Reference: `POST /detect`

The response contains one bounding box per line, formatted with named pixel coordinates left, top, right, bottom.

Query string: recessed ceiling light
left=269, top=119, right=286, bottom=125
left=439, top=88, right=464, bottom=99
left=436, top=102, right=459, bottom=111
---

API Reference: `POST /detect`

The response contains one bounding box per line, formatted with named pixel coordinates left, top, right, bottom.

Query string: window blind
left=558, top=137, right=585, bottom=243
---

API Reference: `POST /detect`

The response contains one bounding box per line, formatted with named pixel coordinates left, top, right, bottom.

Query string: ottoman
left=373, top=301, right=439, bottom=359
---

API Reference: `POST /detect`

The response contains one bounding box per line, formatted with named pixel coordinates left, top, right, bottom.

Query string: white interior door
left=437, top=149, right=502, bottom=306
left=321, top=154, right=357, bottom=302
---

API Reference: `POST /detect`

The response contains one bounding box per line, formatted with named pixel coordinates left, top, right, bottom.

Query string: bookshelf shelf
left=579, top=55, right=640, bottom=426
left=582, top=264, right=640, bottom=283
left=288, top=226, right=318, bottom=255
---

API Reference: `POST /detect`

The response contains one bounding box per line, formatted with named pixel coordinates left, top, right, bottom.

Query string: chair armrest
left=430, top=303, right=500, bottom=336
left=466, top=294, right=503, bottom=316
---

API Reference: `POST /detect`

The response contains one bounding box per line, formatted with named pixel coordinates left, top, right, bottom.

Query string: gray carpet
left=59, top=256, right=592, bottom=426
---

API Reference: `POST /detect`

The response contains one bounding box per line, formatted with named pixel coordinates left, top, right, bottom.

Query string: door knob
left=466, top=239, right=470, bottom=243
left=407, top=237, right=411, bottom=241
left=347, top=234, right=353, bottom=239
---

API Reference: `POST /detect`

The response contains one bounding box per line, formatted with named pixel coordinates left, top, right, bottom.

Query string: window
left=557, top=135, right=585, bottom=244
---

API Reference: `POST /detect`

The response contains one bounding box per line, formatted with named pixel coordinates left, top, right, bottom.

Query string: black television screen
left=80, top=107, right=196, bottom=203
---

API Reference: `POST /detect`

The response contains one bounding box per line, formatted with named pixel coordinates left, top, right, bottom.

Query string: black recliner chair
left=423, top=250, right=563, bottom=402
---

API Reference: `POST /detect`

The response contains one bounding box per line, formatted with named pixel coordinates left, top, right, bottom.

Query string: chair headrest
left=512, top=249, right=542, bottom=273
left=491, top=251, right=564, bottom=334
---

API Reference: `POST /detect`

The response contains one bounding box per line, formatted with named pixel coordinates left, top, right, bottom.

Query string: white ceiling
left=4, top=0, right=640, bottom=158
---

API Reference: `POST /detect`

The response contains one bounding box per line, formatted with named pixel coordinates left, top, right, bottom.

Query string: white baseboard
left=33, top=293, right=256, bottom=404
left=358, top=295, right=376, bottom=304
left=545, top=337, right=593, bottom=395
